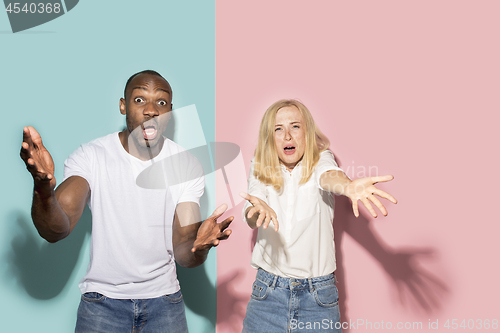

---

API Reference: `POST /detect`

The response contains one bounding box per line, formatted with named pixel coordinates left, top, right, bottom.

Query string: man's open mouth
left=142, top=123, right=157, bottom=140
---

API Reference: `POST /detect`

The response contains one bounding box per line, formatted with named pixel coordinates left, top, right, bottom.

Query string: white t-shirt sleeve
left=177, top=155, right=205, bottom=205
left=63, top=144, right=93, bottom=187
left=315, top=150, right=344, bottom=190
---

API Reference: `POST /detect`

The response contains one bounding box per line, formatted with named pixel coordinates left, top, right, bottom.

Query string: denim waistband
left=255, top=268, right=336, bottom=291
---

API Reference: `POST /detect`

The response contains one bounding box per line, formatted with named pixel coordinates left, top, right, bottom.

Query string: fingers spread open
left=361, top=197, right=377, bottom=218
left=255, top=210, right=266, bottom=228
left=262, top=213, right=271, bottom=229
left=373, top=189, right=398, bottom=204
left=219, top=217, right=233, bottom=232
left=240, top=192, right=260, bottom=206
left=272, top=215, right=279, bottom=232
left=368, top=194, right=387, bottom=216
left=351, top=200, right=360, bottom=218
left=247, top=207, right=258, bottom=219
left=27, top=126, right=43, bottom=145
left=20, top=141, right=30, bottom=154
left=22, top=127, right=34, bottom=147
left=209, top=203, right=228, bottom=220
left=26, top=159, right=51, bottom=181
left=371, top=175, right=394, bottom=184
left=217, top=230, right=232, bottom=241
left=239, top=192, right=251, bottom=201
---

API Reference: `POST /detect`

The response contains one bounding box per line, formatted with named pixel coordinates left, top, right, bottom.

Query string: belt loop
left=333, top=272, right=337, bottom=284
left=308, top=278, right=314, bottom=292
left=271, top=275, right=278, bottom=289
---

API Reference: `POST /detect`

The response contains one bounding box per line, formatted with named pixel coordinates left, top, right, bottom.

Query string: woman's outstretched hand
left=240, top=192, right=279, bottom=231
left=344, top=175, right=397, bottom=218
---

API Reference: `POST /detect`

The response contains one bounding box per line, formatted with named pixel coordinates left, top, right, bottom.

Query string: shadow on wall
left=216, top=268, right=249, bottom=332
left=216, top=200, right=255, bottom=333
left=215, top=152, right=451, bottom=332
left=176, top=192, right=218, bottom=332
left=333, top=155, right=449, bottom=331
left=177, top=264, right=216, bottom=332
left=6, top=208, right=92, bottom=299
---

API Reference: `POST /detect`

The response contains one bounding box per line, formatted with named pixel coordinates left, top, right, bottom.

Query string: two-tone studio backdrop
left=1, top=1, right=498, bottom=332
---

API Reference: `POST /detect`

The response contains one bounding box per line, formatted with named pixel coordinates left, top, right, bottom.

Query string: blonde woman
left=240, top=99, right=397, bottom=333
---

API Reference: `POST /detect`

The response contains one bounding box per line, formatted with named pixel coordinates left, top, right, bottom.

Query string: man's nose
left=144, top=102, right=159, bottom=117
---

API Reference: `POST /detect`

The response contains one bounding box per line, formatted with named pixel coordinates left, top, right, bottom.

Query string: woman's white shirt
left=243, top=150, right=343, bottom=279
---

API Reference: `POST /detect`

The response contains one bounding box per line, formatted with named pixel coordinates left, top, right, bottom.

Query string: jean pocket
left=250, top=279, right=270, bottom=301
left=313, top=283, right=339, bottom=307
left=81, top=292, right=107, bottom=303
left=162, top=290, right=184, bottom=304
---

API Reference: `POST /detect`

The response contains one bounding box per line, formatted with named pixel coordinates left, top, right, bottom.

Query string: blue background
left=0, top=1, right=216, bottom=332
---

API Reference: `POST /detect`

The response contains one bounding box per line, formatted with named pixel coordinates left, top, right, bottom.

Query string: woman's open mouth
left=284, top=145, right=296, bottom=155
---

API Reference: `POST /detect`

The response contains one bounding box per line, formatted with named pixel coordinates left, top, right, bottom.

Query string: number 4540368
left=443, top=319, right=498, bottom=329
left=5, top=3, right=61, bottom=14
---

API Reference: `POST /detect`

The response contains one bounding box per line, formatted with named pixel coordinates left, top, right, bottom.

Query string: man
left=20, top=70, right=232, bottom=332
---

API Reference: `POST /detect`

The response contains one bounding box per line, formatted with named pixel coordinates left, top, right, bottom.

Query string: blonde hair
left=253, top=99, right=330, bottom=191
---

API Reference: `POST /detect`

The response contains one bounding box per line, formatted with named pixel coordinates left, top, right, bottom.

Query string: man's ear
left=119, top=98, right=126, bottom=115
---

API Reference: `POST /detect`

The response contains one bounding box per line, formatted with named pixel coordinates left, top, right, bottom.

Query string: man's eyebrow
left=131, top=87, right=171, bottom=95
left=156, top=88, right=171, bottom=95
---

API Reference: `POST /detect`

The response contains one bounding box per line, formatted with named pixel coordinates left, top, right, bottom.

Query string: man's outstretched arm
left=173, top=202, right=233, bottom=268
left=20, top=126, right=89, bottom=243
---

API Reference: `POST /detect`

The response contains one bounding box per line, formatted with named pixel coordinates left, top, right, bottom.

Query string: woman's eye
left=134, top=97, right=144, bottom=103
left=293, top=125, right=300, bottom=129
left=275, top=128, right=282, bottom=131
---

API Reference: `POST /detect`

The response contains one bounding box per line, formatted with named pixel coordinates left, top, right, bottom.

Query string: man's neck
left=119, top=130, right=164, bottom=161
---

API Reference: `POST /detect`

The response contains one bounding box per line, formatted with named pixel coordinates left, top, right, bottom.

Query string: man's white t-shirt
left=63, top=132, right=204, bottom=299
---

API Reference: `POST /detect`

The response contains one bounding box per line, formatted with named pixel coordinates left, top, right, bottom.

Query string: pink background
left=216, top=1, right=500, bottom=332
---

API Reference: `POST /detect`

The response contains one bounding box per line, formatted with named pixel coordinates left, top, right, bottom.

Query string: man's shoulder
left=84, top=132, right=119, bottom=147
left=67, top=132, right=119, bottom=160
left=76, top=132, right=119, bottom=153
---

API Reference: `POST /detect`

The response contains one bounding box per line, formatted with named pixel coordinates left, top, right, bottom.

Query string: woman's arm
left=320, top=170, right=397, bottom=217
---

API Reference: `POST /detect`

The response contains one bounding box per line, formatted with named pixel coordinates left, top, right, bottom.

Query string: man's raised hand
left=20, top=126, right=56, bottom=193
left=191, top=204, right=233, bottom=253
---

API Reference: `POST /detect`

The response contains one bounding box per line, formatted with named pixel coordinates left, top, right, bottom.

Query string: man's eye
left=158, top=100, right=167, bottom=106
left=134, top=97, right=144, bottom=103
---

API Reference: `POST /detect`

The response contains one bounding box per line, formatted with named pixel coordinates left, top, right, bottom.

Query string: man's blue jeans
left=75, top=290, right=189, bottom=333
left=242, top=269, right=342, bottom=333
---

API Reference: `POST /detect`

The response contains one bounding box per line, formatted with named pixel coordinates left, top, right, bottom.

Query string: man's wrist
left=33, top=186, right=55, bottom=200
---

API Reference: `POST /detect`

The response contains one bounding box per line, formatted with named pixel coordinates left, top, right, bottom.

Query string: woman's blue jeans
left=243, top=269, right=342, bottom=333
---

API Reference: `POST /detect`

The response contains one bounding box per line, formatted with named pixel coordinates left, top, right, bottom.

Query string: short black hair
left=123, top=70, right=172, bottom=100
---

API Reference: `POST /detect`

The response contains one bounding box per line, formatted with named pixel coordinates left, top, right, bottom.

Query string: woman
left=240, top=99, right=397, bottom=333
